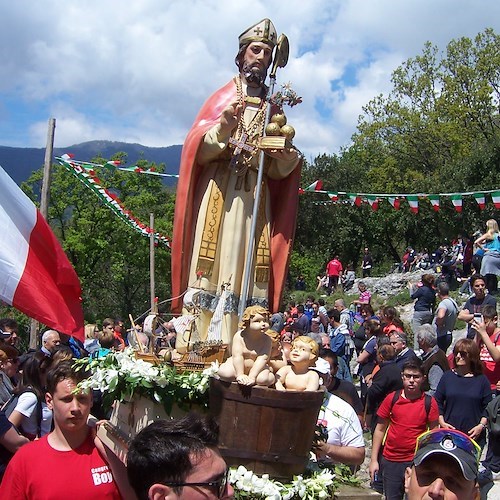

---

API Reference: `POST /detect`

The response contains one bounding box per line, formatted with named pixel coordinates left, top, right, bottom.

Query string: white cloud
left=1, top=0, right=499, bottom=157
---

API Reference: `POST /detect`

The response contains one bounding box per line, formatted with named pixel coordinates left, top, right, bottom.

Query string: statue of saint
left=171, top=18, right=301, bottom=347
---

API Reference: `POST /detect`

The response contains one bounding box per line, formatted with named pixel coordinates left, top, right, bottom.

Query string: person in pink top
left=474, top=304, right=500, bottom=391
left=326, top=256, right=343, bottom=295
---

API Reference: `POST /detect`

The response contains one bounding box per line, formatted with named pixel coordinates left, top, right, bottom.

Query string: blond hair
left=238, top=305, right=269, bottom=330
left=84, top=323, right=98, bottom=339
left=292, top=335, right=319, bottom=364
left=486, top=219, right=499, bottom=233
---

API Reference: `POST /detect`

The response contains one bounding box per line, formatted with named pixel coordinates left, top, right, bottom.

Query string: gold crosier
left=196, top=75, right=271, bottom=286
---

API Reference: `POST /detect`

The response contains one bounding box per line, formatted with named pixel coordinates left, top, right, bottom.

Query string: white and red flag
left=304, top=180, right=323, bottom=191
left=0, top=166, right=84, bottom=340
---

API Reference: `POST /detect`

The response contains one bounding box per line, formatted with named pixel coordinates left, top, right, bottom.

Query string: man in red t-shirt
left=1, top=362, right=128, bottom=499
left=326, top=256, right=343, bottom=295
left=369, top=359, right=439, bottom=499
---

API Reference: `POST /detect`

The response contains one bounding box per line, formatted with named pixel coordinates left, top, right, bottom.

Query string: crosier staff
left=238, top=34, right=290, bottom=320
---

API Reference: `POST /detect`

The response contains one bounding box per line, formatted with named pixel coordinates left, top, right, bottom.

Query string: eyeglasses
left=165, top=468, right=229, bottom=498
left=455, top=350, right=469, bottom=358
left=403, top=373, right=422, bottom=380
left=415, top=429, right=481, bottom=464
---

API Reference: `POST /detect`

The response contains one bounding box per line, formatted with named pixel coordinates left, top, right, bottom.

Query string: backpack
left=0, top=390, right=43, bottom=439
left=390, top=389, right=432, bottom=420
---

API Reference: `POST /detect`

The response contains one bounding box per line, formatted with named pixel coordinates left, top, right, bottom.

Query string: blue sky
left=1, top=0, right=499, bottom=161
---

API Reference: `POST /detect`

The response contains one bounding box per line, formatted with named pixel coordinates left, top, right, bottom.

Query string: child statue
left=217, top=306, right=275, bottom=387
left=275, top=336, right=320, bottom=391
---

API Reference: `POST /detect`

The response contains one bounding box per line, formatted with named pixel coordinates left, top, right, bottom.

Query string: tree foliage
left=21, top=154, right=174, bottom=323
left=290, top=28, right=500, bottom=290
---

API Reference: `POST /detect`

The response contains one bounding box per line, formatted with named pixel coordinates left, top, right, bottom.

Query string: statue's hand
left=266, top=147, right=299, bottom=162
left=220, top=101, right=242, bottom=136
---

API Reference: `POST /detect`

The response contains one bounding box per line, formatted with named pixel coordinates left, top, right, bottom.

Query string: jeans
left=381, top=457, right=412, bottom=500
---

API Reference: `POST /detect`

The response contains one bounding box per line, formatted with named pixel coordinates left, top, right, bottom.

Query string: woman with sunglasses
left=435, top=338, right=492, bottom=448
left=0, top=345, right=20, bottom=405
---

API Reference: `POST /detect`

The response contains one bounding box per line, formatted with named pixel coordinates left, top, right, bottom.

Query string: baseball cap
left=413, top=429, right=480, bottom=481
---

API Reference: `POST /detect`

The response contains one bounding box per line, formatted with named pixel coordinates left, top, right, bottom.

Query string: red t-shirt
left=377, top=391, right=439, bottom=462
left=1, top=433, right=121, bottom=499
left=480, top=330, right=500, bottom=390
left=326, top=259, right=343, bottom=276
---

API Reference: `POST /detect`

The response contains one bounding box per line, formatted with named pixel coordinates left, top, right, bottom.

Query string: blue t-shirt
left=0, top=412, right=14, bottom=478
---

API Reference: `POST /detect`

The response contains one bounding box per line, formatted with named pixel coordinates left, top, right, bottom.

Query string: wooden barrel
left=209, top=378, right=324, bottom=480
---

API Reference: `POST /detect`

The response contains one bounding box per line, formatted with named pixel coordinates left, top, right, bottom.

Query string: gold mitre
left=238, top=18, right=277, bottom=48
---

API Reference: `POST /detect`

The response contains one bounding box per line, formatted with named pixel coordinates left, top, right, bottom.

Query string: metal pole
left=149, top=213, right=155, bottom=311
left=238, top=76, right=277, bottom=319
left=30, top=118, right=56, bottom=349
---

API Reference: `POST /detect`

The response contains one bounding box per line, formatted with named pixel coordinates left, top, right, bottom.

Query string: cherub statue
left=275, top=336, right=320, bottom=391
left=217, top=306, right=275, bottom=386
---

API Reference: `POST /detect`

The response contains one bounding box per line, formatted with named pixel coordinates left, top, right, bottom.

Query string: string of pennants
left=56, top=155, right=171, bottom=247
left=300, top=180, right=500, bottom=213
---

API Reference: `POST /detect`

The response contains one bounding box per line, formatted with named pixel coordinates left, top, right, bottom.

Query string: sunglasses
left=455, top=350, right=469, bottom=358
left=165, top=468, right=229, bottom=498
left=415, top=429, right=481, bottom=464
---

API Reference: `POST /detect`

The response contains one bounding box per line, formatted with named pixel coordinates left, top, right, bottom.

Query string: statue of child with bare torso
left=275, top=336, right=320, bottom=391
left=217, top=306, right=275, bottom=387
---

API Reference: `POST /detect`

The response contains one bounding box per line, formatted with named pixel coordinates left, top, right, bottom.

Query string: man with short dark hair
left=291, top=304, right=310, bottom=334
left=1, top=362, right=124, bottom=498
left=404, top=428, right=480, bottom=499
left=458, top=273, right=497, bottom=340
left=127, top=413, right=234, bottom=499
left=0, top=318, right=19, bottom=348
left=326, top=255, right=343, bottom=295
left=370, top=360, right=439, bottom=499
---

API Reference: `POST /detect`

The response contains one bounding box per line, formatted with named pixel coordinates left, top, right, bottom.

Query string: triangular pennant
left=407, top=195, right=419, bottom=214
left=492, top=191, right=500, bottom=209
left=327, top=191, right=338, bottom=201
left=388, top=197, right=400, bottom=210
left=305, top=180, right=323, bottom=191
left=473, top=193, right=486, bottom=210
left=451, top=194, right=463, bottom=213
left=348, top=193, right=361, bottom=207
left=366, top=195, right=379, bottom=211
left=428, top=195, right=440, bottom=212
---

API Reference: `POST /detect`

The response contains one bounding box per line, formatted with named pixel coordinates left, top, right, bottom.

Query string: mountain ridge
left=0, top=140, right=182, bottom=185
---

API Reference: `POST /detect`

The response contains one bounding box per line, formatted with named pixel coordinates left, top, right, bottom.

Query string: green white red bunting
left=299, top=182, right=500, bottom=214
left=428, top=195, right=440, bottom=212
left=56, top=156, right=171, bottom=247
left=492, top=191, right=500, bottom=209
left=451, top=195, right=463, bottom=213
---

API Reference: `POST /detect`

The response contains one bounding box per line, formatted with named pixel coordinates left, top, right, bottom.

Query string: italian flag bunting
left=492, top=191, right=500, bottom=209
left=451, top=195, right=463, bottom=213
left=428, top=195, right=440, bottom=212
left=407, top=195, right=419, bottom=214
left=348, top=193, right=361, bottom=206
left=366, top=196, right=379, bottom=211
left=327, top=191, right=338, bottom=201
left=305, top=180, right=323, bottom=192
left=388, top=197, right=400, bottom=210
left=473, top=193, right=486, bottom=210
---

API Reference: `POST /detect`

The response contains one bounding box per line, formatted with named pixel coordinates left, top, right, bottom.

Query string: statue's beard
left=241, top=62, right=267, bottom=87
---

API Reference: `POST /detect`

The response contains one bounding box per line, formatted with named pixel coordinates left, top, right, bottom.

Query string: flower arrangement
left=230, top=463, right=360, bottom=499
left=75, top=348, right=218, bottom=415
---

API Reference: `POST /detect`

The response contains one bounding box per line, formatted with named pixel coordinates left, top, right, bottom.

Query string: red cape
left=171, top=79, right=301, bottom=313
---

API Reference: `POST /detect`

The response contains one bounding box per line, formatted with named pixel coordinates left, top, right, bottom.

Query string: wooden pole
left=30, top=118, right=56, bottom=350
left=149, top=213, right=155, bottom=311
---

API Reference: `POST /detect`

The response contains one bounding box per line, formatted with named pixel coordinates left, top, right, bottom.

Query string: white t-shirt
left=317, top=392, right=365, bottom=451
left=14, top=391, right=52, bottom=437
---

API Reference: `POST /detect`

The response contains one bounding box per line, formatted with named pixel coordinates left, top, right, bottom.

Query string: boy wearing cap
left=369, top=359, right=439, bottom=499
left=405, top=428, right=480, bottom=499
